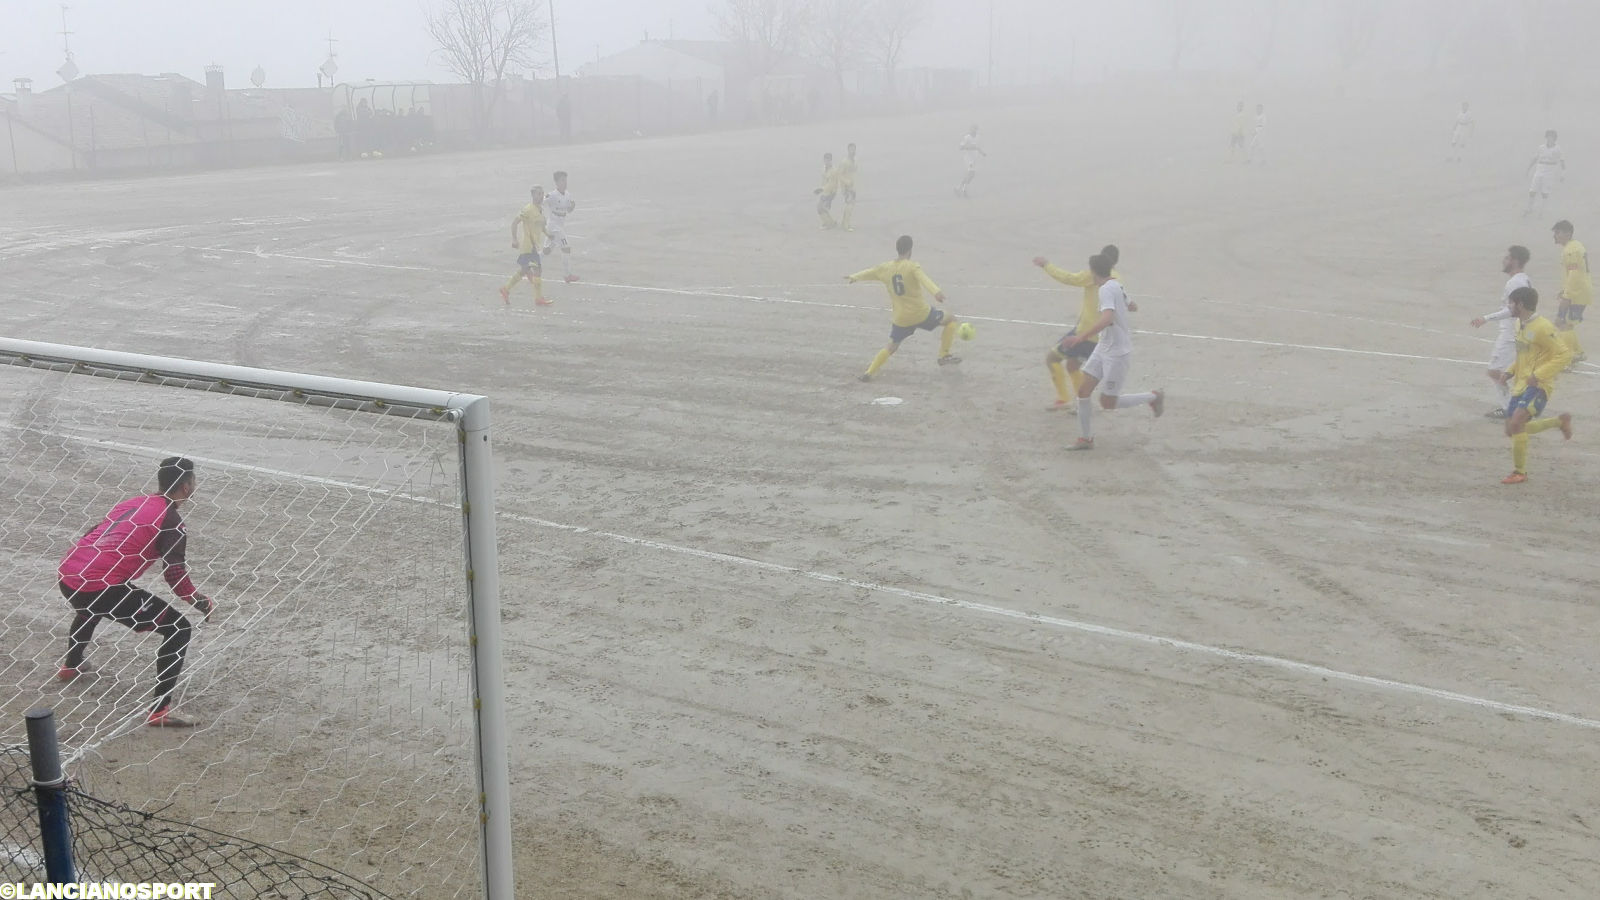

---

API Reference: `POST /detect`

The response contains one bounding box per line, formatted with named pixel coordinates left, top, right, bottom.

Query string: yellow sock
left=1048, top=361, right=1071, bottom=403
left=865, top=348, right=892, bottom=376
left=1527, top=417, right=1560, bottom=435
left=1512, top=432, right=1529, bottom=474
left=939, top=321, right=957, bottom=356
left=1068, top=368, right=1085, bottom=395
left=530, top=275, right=543, bottom=299
left=820, top=211, right=836, bottom=227
left=504, top=272, right=523, bottom=291
left=841, top=205, right=854, bottom=229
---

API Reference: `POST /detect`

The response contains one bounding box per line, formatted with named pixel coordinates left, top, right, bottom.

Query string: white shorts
left=1489, top=333, right=1516, bottom=371
left=1450, top=127, right=1467, bottom=148
left=544, top=228, right=569, bottom=250
left=1530, top=169, right=1557, bottom=195
left=964, top=157, right=979, bottom=174
left=1083, top=347, right=1131, bottom=396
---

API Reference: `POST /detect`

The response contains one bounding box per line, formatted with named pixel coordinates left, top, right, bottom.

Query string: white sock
left=561, top=251, right=572, bottom=277
left=1494, top=380, right=1510, bottom=406
left=1115, top=392, right=1156, bottom=409
left=1076, top=401, right=1093, bottom=439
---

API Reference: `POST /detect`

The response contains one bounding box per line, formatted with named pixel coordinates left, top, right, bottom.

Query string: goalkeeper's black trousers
left=60, top=582, right=192, bottom=713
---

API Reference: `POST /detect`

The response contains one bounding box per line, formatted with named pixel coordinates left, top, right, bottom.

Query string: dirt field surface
left=4, top=81, right=1599, bottom=898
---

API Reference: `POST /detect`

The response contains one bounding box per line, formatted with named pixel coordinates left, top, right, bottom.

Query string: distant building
left=578, top=39, right=830, bottom=125
left=1, top=69, right=336, bottom=175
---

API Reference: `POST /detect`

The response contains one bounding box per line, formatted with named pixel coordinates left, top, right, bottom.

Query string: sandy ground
left=3, top=79, right=1600, bottom=898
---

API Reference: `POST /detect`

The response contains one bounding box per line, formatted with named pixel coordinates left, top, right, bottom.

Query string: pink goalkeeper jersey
left=58, top=494, right=197, bottom=599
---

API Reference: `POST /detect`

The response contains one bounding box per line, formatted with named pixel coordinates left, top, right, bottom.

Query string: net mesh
left=0, top=362, right=480, bottom=897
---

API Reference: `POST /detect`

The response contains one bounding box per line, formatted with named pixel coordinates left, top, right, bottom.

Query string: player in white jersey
left=1247, top=104, right=1266, bottom=165
left=956, top=125, right=985, bottom=197
left=1449, top=101, right=1473, bottom=163
left=1525, top=130, right=1564, bottom=216
left=1060, top=253, right=1164, bottom=450
left=1471, top=245, right=1533, bottom=417
left=543, top=170, right=579, bottom=282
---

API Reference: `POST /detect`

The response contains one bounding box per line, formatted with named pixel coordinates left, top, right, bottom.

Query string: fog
left=10, top=1, right=1600, bottom=89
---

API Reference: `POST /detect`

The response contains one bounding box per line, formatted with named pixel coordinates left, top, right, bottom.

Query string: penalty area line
left=181, top=245, right=1560, bottom=373
left=43, top=430, right=1600, bottom=733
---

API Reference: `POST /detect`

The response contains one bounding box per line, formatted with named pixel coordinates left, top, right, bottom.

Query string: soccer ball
left=957, top=322, right=976, bottom=341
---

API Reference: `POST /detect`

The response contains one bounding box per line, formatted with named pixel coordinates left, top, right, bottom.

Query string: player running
left=814, top=151, right=840, bottom=230
left=1499, top=285, right=1573, bottom=484
left=57, top=457, right=216, bottom=728
left=1524, top=131, right=1564, bottom=216
left=1471, top=245, right=1532, bottom=417
left=1552, top=219, right=1591, bottom=364
left=1448, top=101, right=1473, bottom=162
left=957, top=125, right=985, bottom=197
left=500, top=185, right=552, bottom=306
left=543, top=170, right=579, bottom=282
left=1247, top=104, right=1267, bottom=165
left=1228, top=101, right=1247, bottom=162
left=847, top=234, right=963, bottom=381
left=1034, top=244, right=1124, bottom=411
left=837, top=143, right=859, bottom=232
left=1061, top=253, right=1163, bottom=450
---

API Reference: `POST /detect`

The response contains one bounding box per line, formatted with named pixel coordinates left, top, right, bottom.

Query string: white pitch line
left=44, top=430, right=1600, bottom=733
left=182, top=245, right=1591, bottom=374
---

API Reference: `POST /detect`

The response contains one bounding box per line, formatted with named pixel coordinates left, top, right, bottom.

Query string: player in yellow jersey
left=1499, top=285, right=1573, bottom=484
left=846, top=235, right=963, bottom=381
left=500, top=185, right=552, bottom=307
left=836, top=143, right=858, bottom=232
left=1034, top=244, right=1125, bottom=411
left=1228, top=101, right=1246, bottom=162
left=814, top=152, right=841, bottom=230
left=1552, top=220, right=1591, bottom=364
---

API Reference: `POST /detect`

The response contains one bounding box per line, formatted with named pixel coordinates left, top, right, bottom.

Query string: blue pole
left=25, top=708, right=75, bottom=884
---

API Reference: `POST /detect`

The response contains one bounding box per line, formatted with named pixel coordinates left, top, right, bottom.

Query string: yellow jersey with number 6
left=850, top=260, right=941, bottom=327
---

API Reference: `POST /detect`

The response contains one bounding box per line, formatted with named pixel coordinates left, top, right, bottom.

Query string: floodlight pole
left=549, top=0, right=562, bottom=80
left=986, top=0, right=995, bottom=88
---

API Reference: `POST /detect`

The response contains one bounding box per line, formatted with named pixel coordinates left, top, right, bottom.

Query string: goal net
left=0, top=338, right=510, bottom=898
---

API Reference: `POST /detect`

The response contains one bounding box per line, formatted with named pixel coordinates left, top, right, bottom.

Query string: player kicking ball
left=1061, top=253, right=1163, bottom=450
left=500, top=185, right=552, bottom=306
left=1035, top=244, right=1123, bottom=411
left=847, top=235, right=969, bottom=381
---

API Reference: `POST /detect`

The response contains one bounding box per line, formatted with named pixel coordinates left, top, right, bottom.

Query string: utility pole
left=318, top=32, right=339, bottom=89
left=549, top=0, right=562, bottom=80
left=58, top=4, right=78, bottom=170
left=986, top=0, right=995, bottom=88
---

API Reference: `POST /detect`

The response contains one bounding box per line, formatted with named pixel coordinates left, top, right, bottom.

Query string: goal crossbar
left=0, top=336, right=513, bottom=900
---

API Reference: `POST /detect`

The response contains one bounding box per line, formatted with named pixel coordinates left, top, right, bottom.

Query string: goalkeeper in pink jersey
left=57, top=457, right=216, bottom=728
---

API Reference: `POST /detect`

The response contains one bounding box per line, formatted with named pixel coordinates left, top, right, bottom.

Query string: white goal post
left=0, top=336, right=512, bottom=899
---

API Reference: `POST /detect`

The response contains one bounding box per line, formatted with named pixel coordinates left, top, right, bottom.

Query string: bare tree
left=1332, top=0, right=1383, bottom=71
left=1254, top=0, right=1288, bottom=73
left=806, top=0, right=869, bottom=105
left=426, top=0, right=546, bottom=136
left=873, top=0, right=928, bottom=100
left=1169, top=0, right=1195, bottom=71
left=713, top=0, right=815, bottom=77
